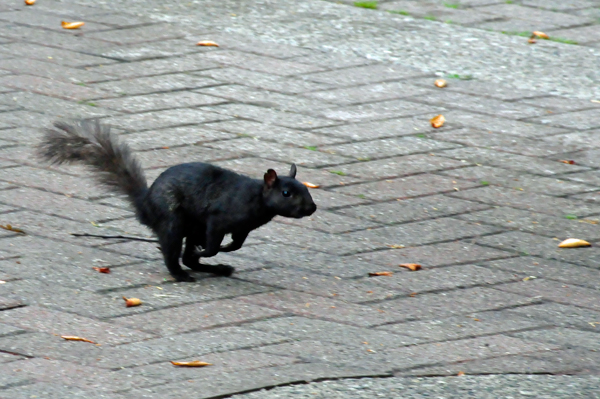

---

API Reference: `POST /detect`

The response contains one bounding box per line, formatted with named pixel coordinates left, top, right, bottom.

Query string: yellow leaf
left=532, top=31, right=549, bottom=39
left=399, top=263, right=422, bottom=271
left=61, top=335, right=96, bottom=344
left=368, top=271, right=393, bottom=277
left=302, top=182, right=320, bottom=189
left=0, top=224, right=26, bottom=234
left=122, top=296, right=142, bottom=307
left=196, top=40, right=219, bottom=47
left=171, top=360, right=212, bottom=367
left=558, top=238, right=591, bottom=248
left=434, top=79, right=447, bottom=88
left=25, top=0, right=35, bottom=5
left=430, top=114, right=445, bottom=128
left=61, top=21, right=85, bottom=29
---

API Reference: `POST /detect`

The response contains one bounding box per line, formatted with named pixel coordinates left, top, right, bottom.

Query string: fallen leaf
left=387, top=244, right=405, bottom=249
left=61, top=21, right=85, bottom=29
left=61, top=335, right=96, bottom=344
left=196, top=40, right=219, bottom=47
left=399, top=263, right=422, bottom=271
left=25, top=0, right=35, bottom=5
left=434, top=79, right=447, bottom=88
left=430, top=114, right=445, bottom=128
left=368, top=271, right=393, bottom=277
left=558, top=238, right=591, bottom=248
left=302, top=182, right=320, bottom=189
left=92, top=267, right=111, bottom=274
left=532, top=31, right=549, bottom=39
left=409, top=292, right=418, bottom=297
left=528, top=38, right=536, bottom=44
left=122, top=296, right=142, bottom=307
left=171, top=361, right=212, bottom=367
left=0, top=224, right=26, bottom=234
left=580, top=219, right=599, bottom=225
left=457, top=371, right=465, bottom=376
left=559, top=160, right=576, bottom=165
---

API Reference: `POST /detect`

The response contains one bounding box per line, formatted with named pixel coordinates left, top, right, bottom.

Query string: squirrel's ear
left=264, top=169, right=278, bottom=188
left=289, top=163, right=297, bottom=179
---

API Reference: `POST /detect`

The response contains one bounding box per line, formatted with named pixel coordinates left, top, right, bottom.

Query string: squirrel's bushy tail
left=38, top=120, right=148, bottom=216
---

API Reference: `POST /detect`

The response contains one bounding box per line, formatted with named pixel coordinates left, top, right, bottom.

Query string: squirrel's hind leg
left=182, top=229, right=234, bottom=277
left=156, top=219, right=195, bottom=282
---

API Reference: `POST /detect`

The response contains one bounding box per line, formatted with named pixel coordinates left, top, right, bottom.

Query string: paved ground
left=0, top=0, right=599, bottom=397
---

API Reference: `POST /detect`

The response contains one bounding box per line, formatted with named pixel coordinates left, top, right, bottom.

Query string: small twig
left=70, top=233, right=158, bottom=242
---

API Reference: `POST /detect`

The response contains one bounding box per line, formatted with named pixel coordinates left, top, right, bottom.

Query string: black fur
left=38, top=120, right=317, bottom=282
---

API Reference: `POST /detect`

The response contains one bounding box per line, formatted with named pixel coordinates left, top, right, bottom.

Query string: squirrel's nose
left=307, top=202, right=317, bottom=215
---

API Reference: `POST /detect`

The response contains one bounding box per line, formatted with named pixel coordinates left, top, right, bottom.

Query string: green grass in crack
left=387, top=10, right=410, bottom=15
left=354, top=1, right=377, bottom=9
left=564, top=215, right=578, bottom=220
left=446, top=73, right=474, bottom=80
left=424, top=15, right=437, bottom=21
left=443, top=2, right=459, bottom=8
left=304, top=146, right=318, bottom=151
left=329, top=170, right=347, bottom=176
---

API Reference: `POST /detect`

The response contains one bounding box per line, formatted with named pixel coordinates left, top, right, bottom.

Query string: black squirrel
left=38, top=120, right=317, bottom=282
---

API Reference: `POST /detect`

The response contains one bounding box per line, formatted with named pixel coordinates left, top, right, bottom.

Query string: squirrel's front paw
left=173, top=272, right=196, bottom=282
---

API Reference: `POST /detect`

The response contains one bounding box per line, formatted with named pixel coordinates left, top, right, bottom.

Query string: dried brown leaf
left=171, top=360, right=212, bottom=367
left=122, top=296, right=142, bottom=307
left=399, top=263, right=422, bottom=271
left=93, top=267, right=111, bottom=274
left=457, top=371, right=465, bottom=376
left=368, top=271, right=394, bottom=277
left=196, top=40, right=219, bottom=47
left=25, top=0, right=36, bottom=5
left=61, top=21, right=85, bottom=29
left=61, top=335, right=96, bottom=344
left=387, top=244, right=405, bottom=249
left=532, top=31, right=549, bottom=39
left=302, top=182, right=320, bottom=189
left=559, top=160, right=575, bottom=165
left=430, top=114, right=445, bottom=128
left=0, top=224, right=26, bottom=234
left=558, top=238, right=591, bottom=248
left=434, top=79, right=447, bottom=88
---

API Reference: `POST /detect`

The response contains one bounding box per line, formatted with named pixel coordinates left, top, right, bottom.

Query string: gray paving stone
left=302, top=64, right=428, bottom=86
left=342, top=217, right=504, bottom=251
left=301, top=81, right=432, bottom=105
left=378, top=287, right=539, bottom=321
left=351, top=240, right=513, bottom=269
left=321, top=136, right=459, bottom=160
left=435, top=110, right=568, bottom=138
left=0, top=383, right=125, bottom=399
left=0, top=10, right=111, bottom=32
left=0, top=322, right=24, bottom=338
left=313, top=117, right=443, bottom=141
left=522, top=0, right=598, bottom=11
left=563, top=170, right=600, bottom=187
left=411, top=76, right=546, bottom=101
left=336, top=194, right=490, bottom=225
left=245, top=316, right=421, bottom=346
left=432, top=127, right=591, bottom=157
left=482, top=257, right=600, bottom=290
left=91, top=73, right=219, bottom=97
left=512, top=327, right=600, bottom=351
left=239, top=290, right=407, bottom=327
left=204, top=103, right=339, bottom=129
left=196, top=67, right=335, bottom=95
left=449, top=185, right=600, bottom=216
left=0, top=92, right=116, bottom=120
left=550, top=148, right=600, bottom=169
left=201, top=50, right=325, bottom=76
left=316, top=99, right=443, bottom=123
left=332, top=174, right=481, bottom=201
left=503, top=302, right=600, bottom=331
left=476, top=230, right=600, bottom=268
left=527, top=108, right=600, bottom=130
left=495, top=280, right=600, bottom=312
left=377, top=310, right=549, bottom=343
left=275, top=209, right=380, bottom=234
left=380, top=1, right=499, bottom=25
left=437, top=147, right=590, bottom=176
left=410, top=90, right=547, bottom=119
left=89, top=54, right=219, bottom=79
left=440, top=165, right=597, bottom=196
left=474, top=4, right=592, bottom=29
left=87, top=24, right=185, bottom=45
left=94, top=91, right=225, bottom=113
left=196, top=84, right=332, bottom=113
left=237, top=267, right=400, bottom=303
left=205, top=119, right=346, bottom=146
left=135, top=145, right=238, bottom=170
left=0, top=75, right=109, bottom=102
left=0, top=57, right=111, bottom=84
left=330, top=154, right=466, bottom=179
left=517, top=96, right=600, bottom=112
left=0, top=42, right=115, bottom=67
left=127, top=348, right=298, bottom=387
left=205, top=138, right=351, bottom=167
left=102, top=108, right=229, bottom=132
left=406, top=349, right=599, bottom=376
left=128, top=363, right=384, bottom=399
left=457, top=207, right=600, bottom=240
left=120, top=126, right=236, bottom=151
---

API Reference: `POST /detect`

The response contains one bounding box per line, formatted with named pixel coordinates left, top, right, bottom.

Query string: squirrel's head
left=262, top=164, right=317, bottom=218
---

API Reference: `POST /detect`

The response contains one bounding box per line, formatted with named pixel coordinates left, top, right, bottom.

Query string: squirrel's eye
left=282, top=190, right=291, bottom=197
